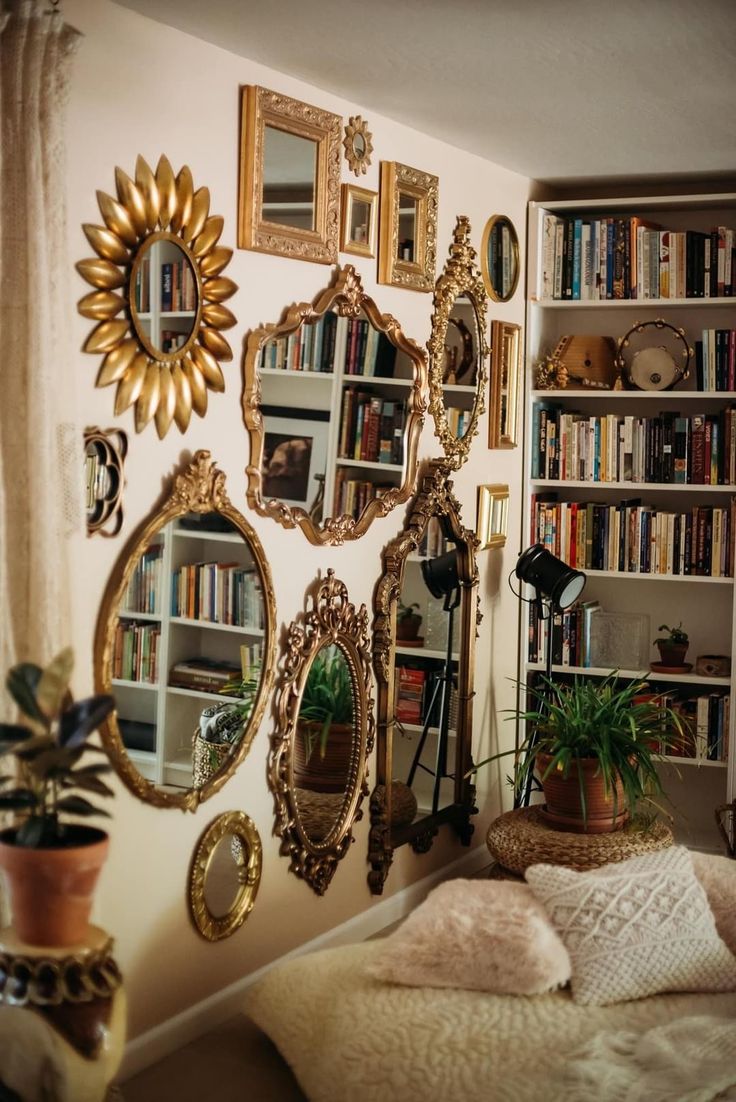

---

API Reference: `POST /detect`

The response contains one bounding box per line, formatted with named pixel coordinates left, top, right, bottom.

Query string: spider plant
left=298, top=644, right=354, bottom=762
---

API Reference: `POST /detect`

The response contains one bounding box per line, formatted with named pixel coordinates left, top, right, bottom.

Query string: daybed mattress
left=245, top=941, right=736, bottom=1102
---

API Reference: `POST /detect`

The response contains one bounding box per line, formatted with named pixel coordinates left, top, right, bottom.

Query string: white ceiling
left=112, top=0, right=736, bottom=184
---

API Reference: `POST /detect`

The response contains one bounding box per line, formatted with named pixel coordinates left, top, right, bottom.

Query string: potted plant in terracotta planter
left=396, top=601, right=423, bottom=643
left=294, top=644, right=354, bottom=793
left=0, top=647, right=115, bottom=946
left=653, top=623, right=690, bottom=670
left=474, top=673, right=689, bottom=833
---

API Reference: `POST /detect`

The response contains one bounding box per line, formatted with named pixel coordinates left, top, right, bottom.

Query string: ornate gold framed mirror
left=242, top=264, right=427, bottom=546
left=270, top=570, right=374, bottom=895
left=378, top=161, right=438, bottom=292
left=368, top=460, right=479, bottom=895
left=427, top=216, right=489, bottom=470
left=340, top=185, right=378, bottom=259
left=77, top=155, right=237, bottom=438
left=84, top=426, right=127, bottom=538
left=343, top=116, right=373, bottom=177
left=481, top=214, right=520, bottom=302
left=489, top=320, right=522, bottom=448
left=94, top=451, right=276, bottom=811
left=476, top=483, right=509, bottom=550
left=238, top=85, right=341, bottom=264
left=189, top=810, right=262, bottom=941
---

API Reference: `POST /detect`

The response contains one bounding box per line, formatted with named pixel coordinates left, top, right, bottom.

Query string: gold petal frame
left=427, top=216, right=489, bottom=470
left=269, top=570, right=375, bottom=896
left=378, top=161, right=439, bottom=293
left=77, top=155, right=237, bottom=439
left=94, top=451, right=276, bottom=811
left=188, top=811, right=262, bottom=941
left=343, top=115, right=373, bottom=176
left=368, top=460, right=479, bottom=895
left=242, top=264, right=428, bottom=546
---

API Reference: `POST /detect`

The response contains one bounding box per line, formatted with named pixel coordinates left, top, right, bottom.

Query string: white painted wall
left=63, top=0, right=530, bottom=1044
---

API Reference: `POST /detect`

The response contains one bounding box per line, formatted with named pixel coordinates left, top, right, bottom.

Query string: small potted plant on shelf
left=653, top=623, right=690, bottom=670
left=0, top=647, right=115, bottom=946
left=396, top=601, right=423, bottom=643
left=294, top=645, right=354, bottom=793
left=472, top=673, right=689, bottom=834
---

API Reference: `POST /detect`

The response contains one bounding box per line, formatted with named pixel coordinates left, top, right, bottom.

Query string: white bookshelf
left=524, top=191, right=736, bottom=852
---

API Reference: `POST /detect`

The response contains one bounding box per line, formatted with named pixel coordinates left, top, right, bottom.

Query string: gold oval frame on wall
left=242, top=264, right=428, bottom=546
left=94, top=450, right=277, bottom=811
left=481, top=213, right=520, bottom=303
left=188, top=810, right=262, bottom=941
left=427, top=217, right=489, bottom=470
left=77, top=155, right=238, bottom=438
left=269, top=569, right=375, bottom=896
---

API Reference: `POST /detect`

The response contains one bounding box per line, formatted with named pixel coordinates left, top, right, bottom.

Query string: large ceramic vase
left=0, top=826, right=109, bottom=947
left=536, top=753, right=628, bottom=834
left=293, top=721, right=354, bottom=793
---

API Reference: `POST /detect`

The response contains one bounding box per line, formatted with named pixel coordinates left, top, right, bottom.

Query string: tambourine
left=615, top=318, right=692, bottom=391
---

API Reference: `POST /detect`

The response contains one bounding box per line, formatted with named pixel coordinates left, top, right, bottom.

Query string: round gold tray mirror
left=481, top=214, right=520, bottom=303
left=94, top=451, right=276, bottom=811
left=189, top=811, right=262, bottom=941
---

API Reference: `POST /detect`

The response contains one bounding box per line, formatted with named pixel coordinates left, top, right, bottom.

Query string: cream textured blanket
left=245, top=942, right=736, bottom=1102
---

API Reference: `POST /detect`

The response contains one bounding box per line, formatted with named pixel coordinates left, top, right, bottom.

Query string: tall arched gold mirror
left=77, top=155, right=237, bottom=438
left=427, top=217, right=489, bottom=470
left=270, top=570, right=374, bottom=895
left=94, top=451, right=276, bottom=811
left=242, top=265, right=427, bottom=545
left=368, top=460, right=479, bottom=895
left=481, top=214, right=520, bottom=302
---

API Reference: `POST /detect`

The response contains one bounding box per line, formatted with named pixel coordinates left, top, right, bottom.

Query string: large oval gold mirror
left=243, top=264, right=427, bottom=545
left=189, top=810, right=262, bottom=941
left=95, top=451, right=276, bottom=811
left=427, top=217, right=489, bottom=470
left=270, top=570, right=374, bottom=895
left=77, top=155, right=237, bottom=438
left=481, top=214, right=520, bottom=302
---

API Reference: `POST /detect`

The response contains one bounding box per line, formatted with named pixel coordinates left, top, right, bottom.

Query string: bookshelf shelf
left=335, top=458, right=404, bottom=474
left=395, top=646, right=460, bottom=661
left=341, top=376, right=412, bottom=390
left=119, top=610, right=162, bottom=621
left=169, top=616, right=264, bottom=636
left=112, top=677, right=159, bottom=690
left=166, top=686, right=243, bottom=703
left=525, top=191, right=736, bottom=852
left=258, top=367, right=335, bottom=379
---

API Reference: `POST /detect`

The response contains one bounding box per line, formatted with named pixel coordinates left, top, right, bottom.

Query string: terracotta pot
left=293, top=721, right=355, bottom=793
left=536, top=752, right=628, bottom=834
left=396, top=614, right=422, bottom=642
left=0, top=826, right=109, bottom=947
left=656, top=642, right=689, bottom=667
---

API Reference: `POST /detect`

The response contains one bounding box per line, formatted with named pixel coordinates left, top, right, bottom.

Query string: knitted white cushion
left=526, top=846, right=736, bottom=1006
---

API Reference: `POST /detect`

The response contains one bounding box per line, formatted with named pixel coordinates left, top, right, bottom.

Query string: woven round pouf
left=486, top=806, right=674, bottom=875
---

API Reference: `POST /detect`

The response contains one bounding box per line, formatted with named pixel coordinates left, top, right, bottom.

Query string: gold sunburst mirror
left=77, top=155, right=238, bottom=439
left=343, top=116, right=373, bottom=176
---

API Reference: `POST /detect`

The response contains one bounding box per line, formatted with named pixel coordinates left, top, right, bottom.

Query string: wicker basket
left=192, top=730, right=233, bottom=789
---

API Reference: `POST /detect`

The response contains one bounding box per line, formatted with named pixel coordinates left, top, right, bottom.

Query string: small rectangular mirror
left=262, top=126, right=318, bottom=231
left=340, top=184, right=377, bottom=259
left=378, top=162, right=438, bottom=292
left=489, top=320, right=521, bottom=448
left=476, top=483, right=509, bottom=549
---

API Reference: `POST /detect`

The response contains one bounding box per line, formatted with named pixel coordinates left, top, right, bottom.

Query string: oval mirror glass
left=130, top=234, right=199, bottom=359
left=293, top=642, right=355, bottom=844
left=481, top=214, right=520, bottom=302
left=442, top=294, right=481, bottom=439
left=203, top=832, right=245, bottom=918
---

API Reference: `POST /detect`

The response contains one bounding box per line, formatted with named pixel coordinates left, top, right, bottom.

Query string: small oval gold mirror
left=189, top=811, right=262, bottom=941
left=481, top=214, right=520, bottom=302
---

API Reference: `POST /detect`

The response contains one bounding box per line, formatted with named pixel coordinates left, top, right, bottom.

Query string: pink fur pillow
left=692, top=851, right=736, bottom=955
left=366, top=879, right=571, bottom=995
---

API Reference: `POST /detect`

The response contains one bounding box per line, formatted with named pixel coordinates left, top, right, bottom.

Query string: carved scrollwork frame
left=188, top=810, right=262, bottom=941
left=84, top=426, right=128, bottom=538
left=427, top=216, right=489, bottom=470
left=94, top=451, right=277, bottom=811
left=242, top=264, right=428, bottom=545
left=238, top=85, right=341, bottom=264
left=270, top=569, right=375, bottom=895
left=378, top=161, right=439, bottom=292
left=368, top=460, right=479, bottom=895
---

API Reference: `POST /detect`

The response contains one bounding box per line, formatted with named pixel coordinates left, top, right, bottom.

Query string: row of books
left=113, top=621, right=160, bottom=684
left=333, top=474, right=390, bottom=520
left=158, top=329, right=189, bottom=354
left=531, top=493, right=736, bottom=577
left=533, top=405, right=736, bottom=485
left=338, top=390, right=406, bottom=465
left=258, top=312, right=399, bottom=377
left=487, top=220, right=516, bottom=297
left=168, top=656, right=242, bottom=695
left=527, top=602, right=601, bottom=668
left=663, top=691, right=730, bottom=762
left=133, top=257, right=197, bottom=313
left=695, top=330, right=736, bottom=391
left=394, top=664, right=458, bottom=730
left=122, top=545, right=164, bottom=616
left=446, top=407, right=470, bottom=439
left=170, top=561, right=263, bottom=628
left=540, top=214, right=736, bottom=300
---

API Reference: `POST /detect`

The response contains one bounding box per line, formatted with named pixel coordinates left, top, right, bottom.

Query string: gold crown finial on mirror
left=77, top=155, right=238, bottom=439
left=448, top=215, right=477, bottom=266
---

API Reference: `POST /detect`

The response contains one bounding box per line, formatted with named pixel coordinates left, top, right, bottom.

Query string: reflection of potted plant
left=396, top=601, right=423, bottom=642
left=473, top=673, right=688, bottom=834
left=653, top=623, right=689, bottom=669
left=192, top=671, right=261, bottom=788
left=0, top=648, right=115, bottom=946
left=294, top=646, right=354, bottom=793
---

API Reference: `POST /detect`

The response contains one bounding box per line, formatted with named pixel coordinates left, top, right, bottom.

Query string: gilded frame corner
left=188, top=810, right=262, bottom=941
left=378, top=161, right=438, bottom=293
left=476, top=483, right=510, bottom=550
left=427, top=216, right=489, bottom=471
left=238, top=85, right=341, bottom=265
left=489, top=320, right=522, bottom=448
left=269, top=570, right=375, bottom=896
left=94, top=450, right=277, bottom=812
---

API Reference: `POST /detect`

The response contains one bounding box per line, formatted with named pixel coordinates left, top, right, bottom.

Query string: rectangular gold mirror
left=340, top=184, right=377, bottom=259
left=378, top=161, right=438, bottom=292
left=239, top=86, right=341, bottom=264
left=476, top=483, right=509, bottom=550
left=489, top=320, right=521, bottom=448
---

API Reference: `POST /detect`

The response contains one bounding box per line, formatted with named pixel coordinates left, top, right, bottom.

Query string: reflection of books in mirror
left=168, top=657, right=241, bottom=694
left=395, top=666, right=425, bottom=724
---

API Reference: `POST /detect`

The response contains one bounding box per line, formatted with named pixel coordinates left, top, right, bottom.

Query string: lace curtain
left=0, top=0, right=83, bottom=702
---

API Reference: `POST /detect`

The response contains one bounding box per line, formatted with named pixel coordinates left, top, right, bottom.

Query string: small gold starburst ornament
left=343, top=116, right=373, bottom=177
left=77, top=155, right=238, bottom=438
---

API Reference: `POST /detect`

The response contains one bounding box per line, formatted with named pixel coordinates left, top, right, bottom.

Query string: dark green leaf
left=15, top=817, right=49, bottom=847
left=0, top=724, right=35, bottom=757
left=6, top=663, right=44, bottom=723
left=0, top=788, right=38, bottom=810
left=62, top=774, right=115, bottom=798
left=26, top=745, right=83, bottom=780
left=71, top=762, right=113, bottom=777
left=59, top=694, right=115, bottom=748
left=55, top=795, right=110, bottom=818
left=14, top=734, right=55, bottom=761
